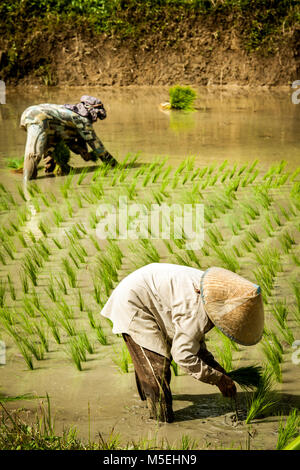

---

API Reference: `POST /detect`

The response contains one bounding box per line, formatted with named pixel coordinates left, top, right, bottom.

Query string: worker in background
left=20, top=95, right=117, bottom=181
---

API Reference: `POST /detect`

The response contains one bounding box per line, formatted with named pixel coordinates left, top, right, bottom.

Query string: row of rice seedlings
left=245, top=368, right=279, bottom=424
left=276, top=408, right=300, bottom=450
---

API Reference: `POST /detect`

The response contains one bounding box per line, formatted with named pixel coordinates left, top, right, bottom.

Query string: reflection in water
left=0, top=86, right=299, bottom=172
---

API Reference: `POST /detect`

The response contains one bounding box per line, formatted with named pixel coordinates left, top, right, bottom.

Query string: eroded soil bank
left=0, top=2, right=299, bottom=87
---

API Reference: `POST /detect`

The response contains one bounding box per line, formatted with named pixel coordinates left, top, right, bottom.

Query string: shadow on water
left=172, top=392, right=300, bottom=423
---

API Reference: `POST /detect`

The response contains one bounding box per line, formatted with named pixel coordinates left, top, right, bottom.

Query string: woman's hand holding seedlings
left=217, top=374, right=237, bottom=398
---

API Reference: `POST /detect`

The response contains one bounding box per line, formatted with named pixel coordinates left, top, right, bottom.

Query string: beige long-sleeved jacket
left=100, top=263, right=223, bottom=385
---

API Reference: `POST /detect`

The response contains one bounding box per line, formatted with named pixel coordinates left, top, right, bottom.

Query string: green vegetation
left=0, top=156, right=299, bottom=449
left=0, top=1, right=299, bottom=82
left=169, top=85, right=197, bottom=111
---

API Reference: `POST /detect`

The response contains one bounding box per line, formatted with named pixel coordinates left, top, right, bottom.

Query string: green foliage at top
left=169, top=85, right=197, bottom=111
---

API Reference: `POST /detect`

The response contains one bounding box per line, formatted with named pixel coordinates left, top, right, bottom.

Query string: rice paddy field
left=0, top=87, right=300, bottom=450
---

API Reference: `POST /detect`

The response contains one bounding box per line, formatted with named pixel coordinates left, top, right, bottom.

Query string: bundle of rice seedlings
left=227, top=365, right=263, bottom=390
left=245, top=368, right=279, bottom=424
left=276, top=409, right=300, bottom=450
left=169, top=85, right=197, bottom=111
left=89, top=234, right=101, bottom=251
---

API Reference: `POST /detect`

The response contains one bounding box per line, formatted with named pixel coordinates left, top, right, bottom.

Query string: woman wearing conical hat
left=100, top=263, right=264, bottom=423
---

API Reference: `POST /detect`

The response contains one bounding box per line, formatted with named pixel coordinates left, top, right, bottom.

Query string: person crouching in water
left=20, top=95, right=117, bottom=181
left=100, top=263, right=264, bottom=423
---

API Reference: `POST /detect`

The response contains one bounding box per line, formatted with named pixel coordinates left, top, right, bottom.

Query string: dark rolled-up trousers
left=122, top=333, right=174, bottom=423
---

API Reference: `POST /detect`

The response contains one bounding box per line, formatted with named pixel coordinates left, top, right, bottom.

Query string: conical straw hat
left=200, top=267, right=264, bottom=346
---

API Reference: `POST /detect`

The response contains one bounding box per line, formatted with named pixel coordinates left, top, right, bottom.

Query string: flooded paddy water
left=0, top=86, right=300, bottom=450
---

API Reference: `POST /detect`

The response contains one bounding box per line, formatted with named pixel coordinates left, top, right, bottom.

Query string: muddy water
left=0, top=86, right=299, bottom=170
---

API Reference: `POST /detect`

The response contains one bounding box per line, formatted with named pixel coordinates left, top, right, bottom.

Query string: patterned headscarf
left=64, top=95, right=106, bottom=122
